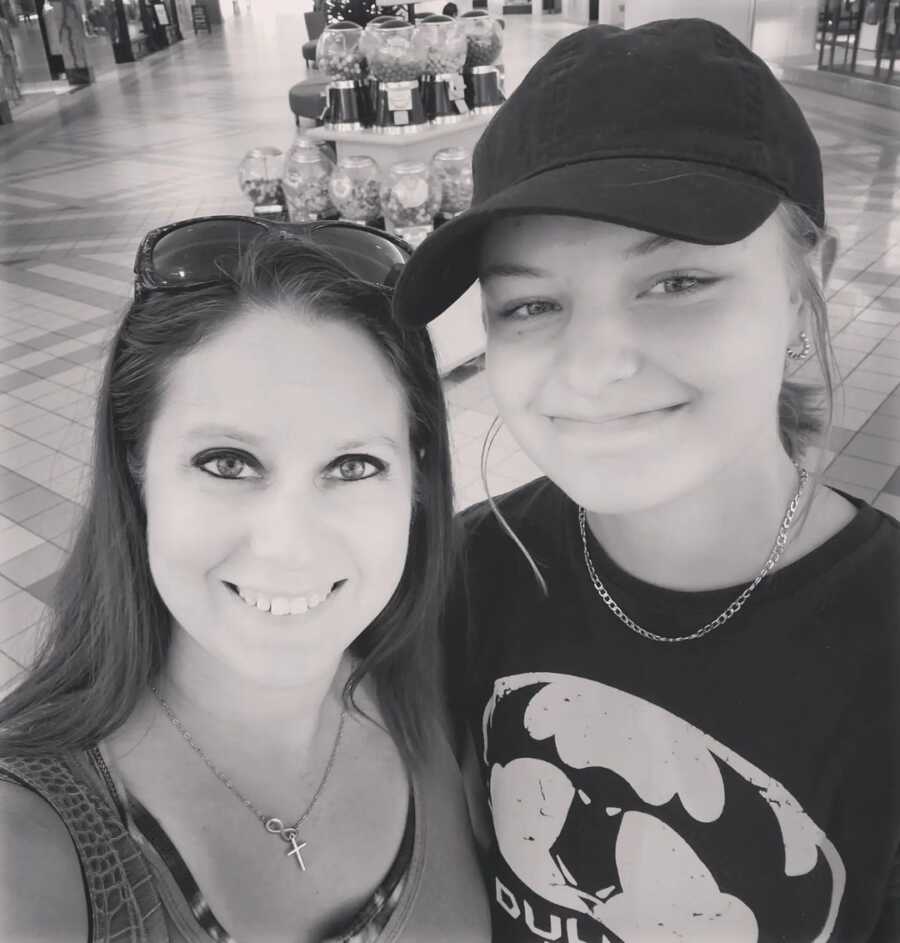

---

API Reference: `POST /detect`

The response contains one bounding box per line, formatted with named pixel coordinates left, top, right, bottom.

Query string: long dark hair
left=0, top=236, right=455, bottom=768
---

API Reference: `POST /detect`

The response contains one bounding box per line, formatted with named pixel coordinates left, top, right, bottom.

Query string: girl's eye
left=324, top=454, right=386, bottom=483
left=195, top=451, right=261, bottom=480
left=645, top=274, right=717, bottom=296
left=497, top=300, right=561, bottom=321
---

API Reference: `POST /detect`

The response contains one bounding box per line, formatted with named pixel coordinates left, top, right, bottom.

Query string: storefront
left=0, top=0, right=183, bottom=122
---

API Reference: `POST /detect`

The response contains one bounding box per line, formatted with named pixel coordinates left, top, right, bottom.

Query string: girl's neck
left=584, top=450, right=810, bottom=592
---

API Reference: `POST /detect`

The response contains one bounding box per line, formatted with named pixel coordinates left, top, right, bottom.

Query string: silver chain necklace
left=578, top=465, right=809, bottom=644
left=150, top=685, right=346, bottom=873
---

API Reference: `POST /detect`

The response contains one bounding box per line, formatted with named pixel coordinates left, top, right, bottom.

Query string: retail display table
left=305, top=112, right=492, bottom=168
left=306, top=117, right=491, bottom=373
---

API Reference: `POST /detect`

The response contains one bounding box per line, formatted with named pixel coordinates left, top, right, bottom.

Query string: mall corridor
left=0, top=11, right=899, bottom=686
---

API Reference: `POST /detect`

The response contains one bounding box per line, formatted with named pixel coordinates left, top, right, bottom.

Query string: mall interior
left=0, top=0, right=898, bottom=685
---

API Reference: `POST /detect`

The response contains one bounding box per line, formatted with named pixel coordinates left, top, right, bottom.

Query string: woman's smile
left=223, top=580, right=346, bottom=617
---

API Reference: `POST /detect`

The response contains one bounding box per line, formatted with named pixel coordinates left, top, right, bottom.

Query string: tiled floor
left=1, top=10, right=899, bottom=692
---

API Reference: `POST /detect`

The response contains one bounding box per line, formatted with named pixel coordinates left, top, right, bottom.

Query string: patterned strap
left=0, top=752, right=169, bottom=943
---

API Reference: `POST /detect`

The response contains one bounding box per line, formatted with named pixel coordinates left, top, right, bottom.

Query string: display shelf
left=307, top=116, right=489, bottom=373
left=306, top=112, right=492, bottom=167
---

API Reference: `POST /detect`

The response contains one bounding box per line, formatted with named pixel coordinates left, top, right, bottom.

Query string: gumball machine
left=380, top=160, right=442, bottom=247
left=282, top=133, right=336, bottom=223
left=368, top=20, right=427, bottom=134
left=360, top=17, right=406, bottom=124
left=460, top=11, right=504, bottom=114
left=317, top=21, right=369, bottom=131
left=238, top=147, right=286, bottom=220
left=329, top=156, right=383, bottom=226
left=418, top=15, right=469, bottom=125
left=431, top=147, right=473, bottom=222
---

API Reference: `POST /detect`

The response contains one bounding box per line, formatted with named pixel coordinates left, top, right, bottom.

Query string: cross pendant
left=286, top=833, right=308, bottom=871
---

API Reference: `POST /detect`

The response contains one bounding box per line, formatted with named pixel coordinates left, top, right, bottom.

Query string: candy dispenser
left=238, top=147, right=286, bottom=220
left=368, top=20, right=427, bottom=134
left=460, top=11, right=504, bottom=114
left=380, top=160, right=442, bottom=247
left=360, top=17, right=405, bottom=127
left=282, top=132, right=336, bottom=223
left=418, top=15, right=469, bottom=125
left=431, top=147, right=473, bottom=220
left=318, top=21, right=369, bottom=131
left=329, top=156, right=382, bottom=225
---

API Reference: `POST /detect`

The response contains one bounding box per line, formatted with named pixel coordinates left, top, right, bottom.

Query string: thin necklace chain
left=578, top=465, right=809, bottom=644
left=150, top=685, right=345, bottom=835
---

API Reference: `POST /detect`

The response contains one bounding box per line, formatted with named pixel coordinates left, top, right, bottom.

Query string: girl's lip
left=552, top=403, right=687, bottom=425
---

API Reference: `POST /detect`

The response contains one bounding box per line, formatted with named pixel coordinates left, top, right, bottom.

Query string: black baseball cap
left=393, top=18, right=824, bottom=326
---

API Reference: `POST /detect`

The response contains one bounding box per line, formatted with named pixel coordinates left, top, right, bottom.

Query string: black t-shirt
left=447, top=478, right=900, bottom=943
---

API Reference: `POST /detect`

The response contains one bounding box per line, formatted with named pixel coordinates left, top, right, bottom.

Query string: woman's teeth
left=234, top=585, right=334, bottom=616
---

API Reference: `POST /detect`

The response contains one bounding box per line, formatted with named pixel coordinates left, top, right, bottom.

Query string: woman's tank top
left=0, top=726, right=491, bottom=943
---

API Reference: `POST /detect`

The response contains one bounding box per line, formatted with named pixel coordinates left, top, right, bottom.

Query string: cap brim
left=393, top=158, right=782, bottom=326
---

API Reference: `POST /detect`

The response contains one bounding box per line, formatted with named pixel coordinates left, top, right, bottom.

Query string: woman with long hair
left=0, top=219, right=490, bottom=943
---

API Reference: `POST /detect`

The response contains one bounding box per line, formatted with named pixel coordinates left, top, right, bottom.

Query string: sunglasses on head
left=133, top=216, right=412, bottom=304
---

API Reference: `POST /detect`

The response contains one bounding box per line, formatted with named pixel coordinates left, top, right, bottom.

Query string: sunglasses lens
left=309, top=225, right=409, bottom=286
left=150, top=218, right=265, bottom=288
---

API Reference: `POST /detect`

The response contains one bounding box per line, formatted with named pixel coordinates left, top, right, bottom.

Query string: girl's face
left=480, top=214, right=803, bottom=513
left=141, top=306, right=414, bottom=685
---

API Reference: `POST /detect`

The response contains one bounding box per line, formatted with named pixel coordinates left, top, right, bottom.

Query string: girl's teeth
left=256, top=598, right=271, bottom=613
left=234, top=584, right=335, bottom=615
left=308, top=593, right=321, bottom=609
left=289, top=598, right=309, bottom=615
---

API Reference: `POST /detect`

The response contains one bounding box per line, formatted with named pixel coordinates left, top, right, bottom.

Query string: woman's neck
left=151, top=632, right=352, bottom=771
left=585, top=450, right=810, bottom=592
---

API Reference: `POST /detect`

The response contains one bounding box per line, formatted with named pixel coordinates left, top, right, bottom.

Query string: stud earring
left=786, top=331, right=812, bottom=362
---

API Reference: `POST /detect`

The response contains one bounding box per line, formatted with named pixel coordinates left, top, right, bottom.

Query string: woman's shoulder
left=0, top=778, right=88, bottom=941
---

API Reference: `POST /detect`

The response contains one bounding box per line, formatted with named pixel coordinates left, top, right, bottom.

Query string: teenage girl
left=394, top=19, right=900, bottom=943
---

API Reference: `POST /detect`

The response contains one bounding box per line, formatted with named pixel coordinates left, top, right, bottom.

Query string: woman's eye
left=497, top=300, right=561, bottom=321
left=324, top=454, right=386, bottom=482
left=196, top=452, right=261, bottom=480
left=645, top=274, right=716, bottom=296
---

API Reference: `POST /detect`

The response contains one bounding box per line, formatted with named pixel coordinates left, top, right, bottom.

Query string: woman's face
left=141, top=306, right=415, bottom=685
left=479, top=213, right=802, bottom=514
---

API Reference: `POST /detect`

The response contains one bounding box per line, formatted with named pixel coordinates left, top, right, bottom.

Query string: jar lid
left=433, top=146, right=467, bottom=161
left=244, top=146, right=283, bottom=159
left=392, top=160, right=427, bottom=174
left=326, top=20, right=362, bottom=31
left=340, top=155, right=377, bottom=169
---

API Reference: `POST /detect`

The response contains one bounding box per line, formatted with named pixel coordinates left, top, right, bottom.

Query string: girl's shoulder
left=0, top=777, right=88, bottom=941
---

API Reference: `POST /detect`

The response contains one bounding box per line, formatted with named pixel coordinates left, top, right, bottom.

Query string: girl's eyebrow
left=623, top=234, right=678, bottom=257
left=480, top=262, right=551, bottom=283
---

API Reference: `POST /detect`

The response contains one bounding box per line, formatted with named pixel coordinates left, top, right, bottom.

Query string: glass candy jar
left=368, top=20, right=427, bottom=133
left=317, top=22, right=368, bottom=130
left=329, top=156, right=382, bottom=225
left=380, top=160, right=442, bottom=247
left=460, top=11, right=504, bottom=113
left=431, top=147, right=473, bottom=219
left=238, top=146, right=285, bottom=219
left=282, top=133, right=336, bottom=223
left=418, top=15, right=468, bottom=124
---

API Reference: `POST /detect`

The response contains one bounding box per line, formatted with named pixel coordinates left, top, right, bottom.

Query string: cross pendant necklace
left=280, top=825, right=308, bottom=872
left=265, top=817, right=309, bottom=871
left=151, top=685, right=346, bottom=875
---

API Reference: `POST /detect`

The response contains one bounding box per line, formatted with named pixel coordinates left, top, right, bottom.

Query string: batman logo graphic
left=482, top=674, right=846, bottom=942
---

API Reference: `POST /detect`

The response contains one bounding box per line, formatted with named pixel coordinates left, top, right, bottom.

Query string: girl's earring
left=786, top=331, right=812, bottom=362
